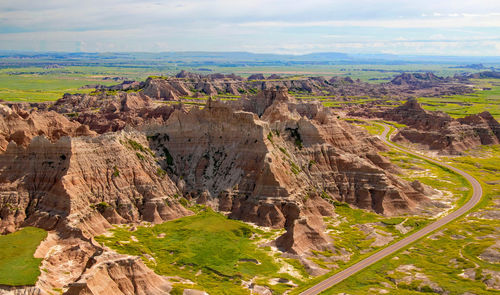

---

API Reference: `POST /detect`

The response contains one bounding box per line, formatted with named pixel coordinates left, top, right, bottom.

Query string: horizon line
left=1, top=49, right=500, bottom=59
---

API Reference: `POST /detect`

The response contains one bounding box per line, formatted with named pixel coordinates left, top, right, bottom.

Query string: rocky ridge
left=93, top=71, right=473, bottom=101
left=350, top=98, right=500, bottom=154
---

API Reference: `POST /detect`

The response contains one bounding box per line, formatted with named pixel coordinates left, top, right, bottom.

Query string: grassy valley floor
left=0, top=227, right=47, bottom=286
left=320, top=145, right=500, bottom=294
left=96, top=208, right=308, bottom=295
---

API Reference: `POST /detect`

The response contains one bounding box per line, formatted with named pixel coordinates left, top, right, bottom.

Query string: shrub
left=279, top=147, right=289, bottom=157
left=156, top=168, right=167, bottom=178
left=267, top=132, right=273, bottom=143
left=286, top=127, right=303, bottom=149
left=128, top=139, right=154, bottom=156
left=91, top=202, right=111, bottom=213
left=163, top=148, right=174, bottom=166
left=290, top=162, right=301, bottom=175
left=112, top=166, right=120, bottom=177
left=178, top=197, right=189, bottom=208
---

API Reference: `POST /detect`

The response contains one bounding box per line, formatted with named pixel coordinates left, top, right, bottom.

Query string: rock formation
left=0, top=83, right=442, bottom=294
left=48, top=91, right=185, bottom=134
left=0, top=104, right=95, bottom=151
left=0, top=131, right=191, bottom=235
left=66, top=253, right=172, bottom=295
left=88, top=71, right=473, bottom=102
left=353, top=98, right=500, bottom=154
left=143, top=88, right=430, bottom=253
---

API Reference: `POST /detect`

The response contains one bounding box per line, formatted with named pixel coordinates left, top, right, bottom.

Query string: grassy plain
left=0, top=227, right=47, bottom=286
left=0, top=64, right=490, bottom=102
left=417, top=79, right=500, bottom=120
left=0, top=67, right=126, bottom=102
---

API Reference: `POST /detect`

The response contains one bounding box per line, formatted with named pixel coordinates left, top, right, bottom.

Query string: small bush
left=112, top=166, right=120, bottom=177
left=156, top=168, right=167, bottom=178
left=128, top=139, right=154, bottom=156
left=286, top=127, right=303, bottom=149
left=290, top=162, right=301, bottom=175
left=320, top=191, right=331, bottom=200
left=279, top=147, right=289, bottom=157
left=92, top=202, right=111, bottom=213
left=178, top=197, right=189, bottom=208
left=267, top=132, right=273, bottom=143
left=163, top=147, right=174, bottom=166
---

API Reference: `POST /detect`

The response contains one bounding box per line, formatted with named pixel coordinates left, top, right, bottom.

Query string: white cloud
left=0, top=0, right=499, bottom=55
left=238, top=13, right=500, bottom=29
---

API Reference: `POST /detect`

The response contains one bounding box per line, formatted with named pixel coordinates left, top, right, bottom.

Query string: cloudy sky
left=0, top=0, right=499, bottom=55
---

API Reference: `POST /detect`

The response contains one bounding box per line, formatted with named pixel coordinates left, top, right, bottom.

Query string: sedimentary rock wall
left=143, top=89, right=430, bottom=253
left=0, top=131, right=190, bottom=236
left=361, top=98, right=500, bottom=154
left=0, top=104, right=95, bottom=151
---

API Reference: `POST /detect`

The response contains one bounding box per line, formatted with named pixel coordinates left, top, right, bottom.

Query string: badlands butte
left=0, top=71, right=499, bottom=295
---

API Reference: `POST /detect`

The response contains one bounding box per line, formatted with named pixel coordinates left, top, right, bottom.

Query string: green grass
left=380, top=120, right=407, bottom=129
left=96, top=208, right=302, bottom=295
left=417, top=79, right=500, bottom=120
left=0, top=68, right=120, bottom=102
left=0, top=227, right=47, bottom=286
left=382, top=149, right=470, bottom=205
left=292, top=201, right=431, bottom=294
left=320, top=145, right=500, bottom=294
left=347, top=120, right=385, bottom=135
left=0, top=64, right=492, bottom=103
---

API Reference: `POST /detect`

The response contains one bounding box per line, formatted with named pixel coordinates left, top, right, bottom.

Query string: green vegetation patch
left=0, top=227, right=47, bottom=286
left=0, top=67, right=121, bottom=102
left=96, top=209, right=297, bottom=294
left=417, top=79, right=500, bottom=120
left=346, top=120, right=385, bottom=135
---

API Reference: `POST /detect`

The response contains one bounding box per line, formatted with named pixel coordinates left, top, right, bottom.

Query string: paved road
left=299, top=123, right=483, bottom=295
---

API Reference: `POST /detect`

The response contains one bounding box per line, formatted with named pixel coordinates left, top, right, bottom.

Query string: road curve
left=299, top=123, right=483, bottom=295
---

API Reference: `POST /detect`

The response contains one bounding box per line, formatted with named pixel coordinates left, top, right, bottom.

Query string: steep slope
left=0, top=131, right=190, bottom=236
left=49, top=91, right=184, bottom=134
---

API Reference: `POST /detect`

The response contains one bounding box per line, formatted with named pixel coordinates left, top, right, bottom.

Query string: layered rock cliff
left=360, top=98, right=500, bottom=154
left=142, top=88, right=430, bottom=253
left=0, top=130, right=190, bottom=235
left=0, top=104, right=95, bottom=151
